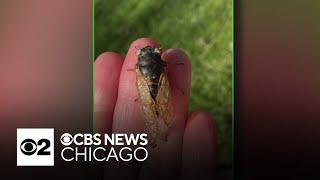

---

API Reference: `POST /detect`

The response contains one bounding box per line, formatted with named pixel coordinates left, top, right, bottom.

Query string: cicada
left=135, top=46, right=172, bottom=147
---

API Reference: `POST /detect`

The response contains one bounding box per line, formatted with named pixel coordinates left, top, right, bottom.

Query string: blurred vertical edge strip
left=233, top=0, right=239, bottom=179
left=0, top=0, right=93, bottom=179
left=236, top=0, right=320, bottom=179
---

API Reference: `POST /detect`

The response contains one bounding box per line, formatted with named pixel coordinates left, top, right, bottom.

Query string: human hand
left=94, top=38, right=217, bottom=180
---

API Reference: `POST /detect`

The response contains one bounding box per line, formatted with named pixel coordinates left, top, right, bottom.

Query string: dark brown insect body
left=135, top=46, right=171, bottom=146
left=137, top=46, right=165, bottom=101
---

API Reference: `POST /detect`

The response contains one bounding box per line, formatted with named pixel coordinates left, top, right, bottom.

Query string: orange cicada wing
left=155, top=71, right=172, bottom=127
left=135, top=65, right=158, bottom=146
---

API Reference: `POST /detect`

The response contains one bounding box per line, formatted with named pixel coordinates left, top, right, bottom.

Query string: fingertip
left=188, top=110, right=217, bottom=133
left=187, top=110, right=217, bottom=147
left=94, top=52, right=123, bottom=135
left=95, top=52, right=123, bottom=67
left=161, top=48, right=191, bottom=90
left=162, top=48, right=190, bottom=61
left=129, top=37, right=160, bottom=50
left=94, top=52, right=123, bottom=92
left=162, top=48, right=191, bottom=69
left=186, top=110, right=217, bottom=150
left=182, top=110, right=217, bottom=179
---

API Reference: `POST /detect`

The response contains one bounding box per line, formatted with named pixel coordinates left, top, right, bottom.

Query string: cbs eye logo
left=17, top=128, right=54, bottom=166
left=60, top=133, right=73, bottom=146
left=20, top=138, right=51, bottom=156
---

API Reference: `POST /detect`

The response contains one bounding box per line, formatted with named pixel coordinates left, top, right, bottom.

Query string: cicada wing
left=155, top=71, right=172, bottom=127
left=136, top=66, right=158, bottom=146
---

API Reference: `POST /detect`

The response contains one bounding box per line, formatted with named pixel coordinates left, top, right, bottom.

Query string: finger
left=139, top=49, right=191, bottom=180
left=161, top=48, right=191, bottom=140
left=181, top=111, right=217, bottom=180
left=112, top=38, right=159, bottom=133
left=94, top=52, right=123, bottom=135
left=106, top=38, right=159, bottom=180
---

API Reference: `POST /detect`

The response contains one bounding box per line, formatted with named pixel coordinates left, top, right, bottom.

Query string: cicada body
left=135, top=46, right=172, bottom=147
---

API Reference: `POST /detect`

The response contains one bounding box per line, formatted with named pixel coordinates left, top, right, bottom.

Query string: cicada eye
left=154, top=47, right=161, bottom=54
left=136, top=49, right=141, bottom=56
left=20, top=139, right=37, bottom=155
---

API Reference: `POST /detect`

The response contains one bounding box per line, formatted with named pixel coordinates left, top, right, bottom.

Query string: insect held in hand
left=135, top=46, right=172, bottom=147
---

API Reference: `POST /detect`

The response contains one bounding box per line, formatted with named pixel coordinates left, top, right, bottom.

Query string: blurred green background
left=94, top=0, right=232, bottom=169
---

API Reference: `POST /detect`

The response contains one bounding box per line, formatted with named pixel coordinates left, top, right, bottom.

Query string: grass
left=94, top=0, right=232, bottom=167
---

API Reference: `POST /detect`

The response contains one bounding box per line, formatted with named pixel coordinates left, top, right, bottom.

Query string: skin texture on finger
left=94, top=52, right=123, bottom=135
left=181, top=111, right=217, bottom=180
left=139, top=49, right=191, bottom=180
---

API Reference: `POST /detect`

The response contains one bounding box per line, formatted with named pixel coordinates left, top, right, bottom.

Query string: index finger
left=112, top=38, right=160, bottom=134
left=106, top=38, right=160, bottom=179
